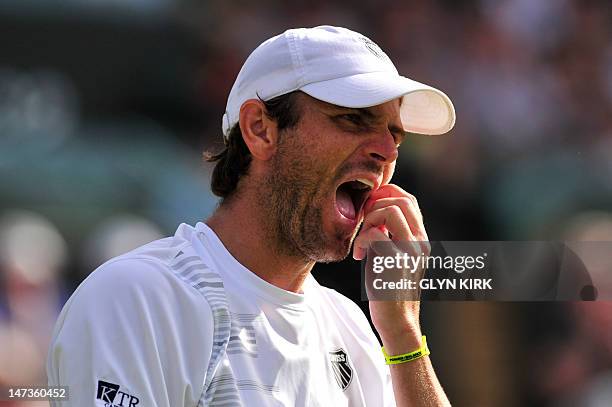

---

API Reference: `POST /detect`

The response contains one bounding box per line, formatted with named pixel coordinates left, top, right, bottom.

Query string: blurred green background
left=1, top=1, right=611, bottom=406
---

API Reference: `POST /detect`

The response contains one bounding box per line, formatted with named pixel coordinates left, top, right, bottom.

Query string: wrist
left=378, top=324, right=423, bottom=356
left=382, top=336, right=430, bottom=365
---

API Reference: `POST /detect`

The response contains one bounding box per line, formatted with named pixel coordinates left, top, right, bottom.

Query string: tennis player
left=48, top=25, right=455, bottom=406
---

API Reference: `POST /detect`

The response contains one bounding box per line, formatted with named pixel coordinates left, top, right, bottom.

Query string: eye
left=338, top=114, right=364, bottom=125
left=391, top=130, right=407, bottom=147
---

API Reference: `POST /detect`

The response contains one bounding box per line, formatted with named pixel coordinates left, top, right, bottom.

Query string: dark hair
left=204, top=91, right=302, bottom=200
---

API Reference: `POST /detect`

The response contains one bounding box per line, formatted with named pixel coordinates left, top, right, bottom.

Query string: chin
left=312, top=230, right=356, bottom=263
left=311, top=249, right=350, bottom=264
left=299, top=200, right=360, bottom=263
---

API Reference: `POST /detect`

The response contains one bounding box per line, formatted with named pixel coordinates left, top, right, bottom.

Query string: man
left=47, top=26, right=455, bottom=406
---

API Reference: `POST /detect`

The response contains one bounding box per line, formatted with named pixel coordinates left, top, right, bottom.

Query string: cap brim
left=300, top=72, right=455, bottom=135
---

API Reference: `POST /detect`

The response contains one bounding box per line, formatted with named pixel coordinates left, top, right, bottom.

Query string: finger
left=364, top=184, right=421, bottom=215
left=353, top=226, right=390, bottom=260
left=362, top=206, right=414, bottom=242
left=365, top=197, right=427, bottom=241
left=368, top=183, right=415, bottom=201
left=364, top=185, right=429, bottom=254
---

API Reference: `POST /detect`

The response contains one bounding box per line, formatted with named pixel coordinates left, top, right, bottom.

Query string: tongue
left=336, top=188, right=356, bottom=220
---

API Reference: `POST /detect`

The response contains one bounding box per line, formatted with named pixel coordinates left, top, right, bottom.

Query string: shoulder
left=48, top=252, right=218, bottom=406
left=52, top=235, right=220, bottom=350
left=55, top=254, right=215, bottom=343
left=311, top=280, right=378, bottom=344
left=75, top=253, right=205, bottom=306
left=318, top=284, right=365, bottom=316
left=66, top=225, right=217, bottom=318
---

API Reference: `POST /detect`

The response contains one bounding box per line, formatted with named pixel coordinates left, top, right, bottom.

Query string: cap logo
left=359, top=36, right=387, bottom=61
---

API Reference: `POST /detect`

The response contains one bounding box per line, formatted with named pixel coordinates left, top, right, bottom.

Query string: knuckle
left=402, top=192, right=418, bottom=205
left=389, top=205, right=404, bottom=219
left=398, top=197, right=415, bottom=211
left=395, top=196, right=410, bottom=205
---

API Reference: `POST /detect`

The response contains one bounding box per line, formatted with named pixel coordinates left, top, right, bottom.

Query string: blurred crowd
left=1, top=0, right=611, bottom=406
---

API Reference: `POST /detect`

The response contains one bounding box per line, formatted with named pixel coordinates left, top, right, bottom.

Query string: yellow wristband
left=382, top=335, right=430, bottom=365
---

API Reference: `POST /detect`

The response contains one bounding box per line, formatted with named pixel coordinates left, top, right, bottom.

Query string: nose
left=366, top=130, right=398, bottom=164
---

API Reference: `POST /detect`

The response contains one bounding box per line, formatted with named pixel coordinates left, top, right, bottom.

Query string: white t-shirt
left=47, top=222, right=395, bottom=406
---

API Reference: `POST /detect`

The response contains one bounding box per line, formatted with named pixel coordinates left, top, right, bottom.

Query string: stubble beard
left=259, top=146, right=355, bottom=263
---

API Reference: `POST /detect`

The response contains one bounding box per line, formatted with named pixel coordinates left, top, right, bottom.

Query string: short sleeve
left=47, top=257, right=215, bottom=407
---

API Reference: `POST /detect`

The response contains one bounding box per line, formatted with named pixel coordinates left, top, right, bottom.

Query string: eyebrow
left=327, top=106, right=406, bottom=142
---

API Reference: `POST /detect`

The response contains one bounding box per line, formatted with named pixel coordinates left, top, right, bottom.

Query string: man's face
left=261, top=93, right=405, bottom=262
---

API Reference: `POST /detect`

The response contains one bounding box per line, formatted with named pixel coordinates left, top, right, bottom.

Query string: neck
left=206, top=191, right=315, bottom=293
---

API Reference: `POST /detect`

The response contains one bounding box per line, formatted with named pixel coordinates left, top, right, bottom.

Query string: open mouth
left=335, top=178, right=374, bottom=220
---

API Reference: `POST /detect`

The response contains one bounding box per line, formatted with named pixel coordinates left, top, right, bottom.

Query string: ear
left=239, top=99, right=279, bottom=161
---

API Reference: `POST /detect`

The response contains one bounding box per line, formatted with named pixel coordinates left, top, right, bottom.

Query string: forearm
left=381, top=327, right=450, bottom=407
left=358, top=186, right=450, bottom=406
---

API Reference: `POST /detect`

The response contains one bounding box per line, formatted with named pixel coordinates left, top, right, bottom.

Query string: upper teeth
left=355, top=178, right=374, bottom=189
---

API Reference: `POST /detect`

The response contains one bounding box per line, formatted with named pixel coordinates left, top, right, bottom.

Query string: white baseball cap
left=222, top=25, right=455, bottom=139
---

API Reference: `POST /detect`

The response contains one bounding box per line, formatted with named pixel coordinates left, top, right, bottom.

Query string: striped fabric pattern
left=169, top=247, right=239, bottom=407
left=206, top=366, right=280, bottom=406
left=227, top=313, right=259, bottom=358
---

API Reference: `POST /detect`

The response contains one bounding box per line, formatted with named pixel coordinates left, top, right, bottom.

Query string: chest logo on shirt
left=329, top=348, right=353, bottom=390
left=96, top=380, right=140, bottom=407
